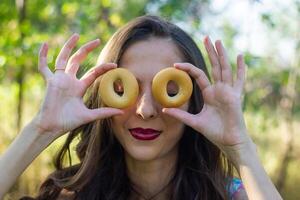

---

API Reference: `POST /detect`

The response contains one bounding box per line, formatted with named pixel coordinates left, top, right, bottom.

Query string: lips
left=129, top=128, right=162, bottom=140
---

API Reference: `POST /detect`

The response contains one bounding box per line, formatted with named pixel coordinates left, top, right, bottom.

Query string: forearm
left=0, top=119, right=55, bottom=198
left=233, top=140, right=283, bottom=200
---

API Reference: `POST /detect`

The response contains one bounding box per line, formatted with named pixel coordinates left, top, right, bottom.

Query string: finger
left=38, top=43, right=52, bottom=79
left=203, top=36, right=221, bottom=82
left=215, top=40, right=233, bottom=85
left=84, top=107, right=124, bottom=122
left=55, top=33, right=80, bottom=71
left=65, top=39, right=100, bottom=76
left=174, top=63, right=211, bottom=91
left=162, top=108, right=197, bottom=128
left=80, top=63, right=117, bottom=92
left=234, top=54, right=246, bottom=93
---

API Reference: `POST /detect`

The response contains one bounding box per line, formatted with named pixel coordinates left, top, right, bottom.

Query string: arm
left=0, top=34, right=123, bottom=199
left=162, top=36, right=282, bottom=200
left=0, top=119, right=55, bottom=198
left=231, top=140, right=282, bottom=200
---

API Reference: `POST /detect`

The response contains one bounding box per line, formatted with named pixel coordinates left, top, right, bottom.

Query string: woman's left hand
left=162, top=36, right=252, bottom=158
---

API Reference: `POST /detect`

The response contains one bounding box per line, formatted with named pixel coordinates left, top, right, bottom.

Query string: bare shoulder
left=233, top=188, right=249, bottom=200
left=57, top=188, right=76, bottom=200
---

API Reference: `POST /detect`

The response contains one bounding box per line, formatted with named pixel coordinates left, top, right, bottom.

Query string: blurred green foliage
left=0, top=0, right=299, bottom=199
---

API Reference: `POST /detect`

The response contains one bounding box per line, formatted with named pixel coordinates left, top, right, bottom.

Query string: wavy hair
left=21, top=15, right=234, bottom=200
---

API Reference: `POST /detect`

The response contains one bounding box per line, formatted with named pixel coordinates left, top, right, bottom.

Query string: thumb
left=86, top=107, right=124, bottom=121
left=162, top=108, right=195, bottom=128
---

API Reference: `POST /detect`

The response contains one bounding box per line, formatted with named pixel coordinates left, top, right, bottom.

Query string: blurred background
left=0, top=0, right=299, bottom=199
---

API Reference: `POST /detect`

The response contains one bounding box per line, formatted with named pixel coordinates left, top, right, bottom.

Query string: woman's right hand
left=34, top=33, right=123, bottom=138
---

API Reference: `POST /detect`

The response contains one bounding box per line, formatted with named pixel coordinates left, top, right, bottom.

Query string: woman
left=0, top=15, right=282, bottom=200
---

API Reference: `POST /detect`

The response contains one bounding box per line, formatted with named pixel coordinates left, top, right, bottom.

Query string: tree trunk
left=15, top=0, right=26, bottom=133
left=275, top=115, right=294, bottom=192
left=275, top=59, right=299, bottom=193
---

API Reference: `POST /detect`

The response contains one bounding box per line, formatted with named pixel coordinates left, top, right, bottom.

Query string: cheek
left=163, top=113, right=185, bottom=138
left=111, top=107, right=134, bottom=132
left=112, top=115, right=127, bottom=132
left=164, top=101, right=189, bottom=133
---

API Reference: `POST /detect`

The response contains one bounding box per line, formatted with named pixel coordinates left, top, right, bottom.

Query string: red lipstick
left=129, top=128, right=161, bottom=140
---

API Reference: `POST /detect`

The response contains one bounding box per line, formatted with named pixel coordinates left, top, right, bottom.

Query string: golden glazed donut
left=99, top=68, right=139, bottom=108
left=152, top=67, right=193, bottom=107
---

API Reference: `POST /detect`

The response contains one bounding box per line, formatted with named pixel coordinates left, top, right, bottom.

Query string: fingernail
left=72, top=33, right=80, bottom=40
left=108, top=62, right=117, bottom=67
left=220, top=42, right=226, bottom=50
left=206, top=36, right=212, bottom=43
left=41, top=42, right=47, bottom=48
left=118, top=111, right=124, bottom=115
left=39, top=43, right=48, bottom=54
left=162, top=108, right=168, bottom=112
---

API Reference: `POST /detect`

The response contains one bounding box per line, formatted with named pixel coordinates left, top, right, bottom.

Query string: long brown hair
left=22, top=15, right=234, bottom=200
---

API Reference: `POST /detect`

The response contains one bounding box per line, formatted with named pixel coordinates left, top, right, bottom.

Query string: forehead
left=119, top=37, right=185, bottom=82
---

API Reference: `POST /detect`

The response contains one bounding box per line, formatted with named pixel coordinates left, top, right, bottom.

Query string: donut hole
left=167, top=80, right=179, bottom=97
left=113, top=79, right=124, bottom=96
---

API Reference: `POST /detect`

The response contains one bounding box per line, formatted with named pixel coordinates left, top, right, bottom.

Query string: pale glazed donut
left=99, top=68, right=138, bottom=108
left=152, top=67, right=193, bottom=107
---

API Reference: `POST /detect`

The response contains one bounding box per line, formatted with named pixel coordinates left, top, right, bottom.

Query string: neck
left=125, top=148, right=178, bottom=199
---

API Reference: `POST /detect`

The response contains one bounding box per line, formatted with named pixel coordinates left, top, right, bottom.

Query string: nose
left=135, top=88, right=158, bottom=120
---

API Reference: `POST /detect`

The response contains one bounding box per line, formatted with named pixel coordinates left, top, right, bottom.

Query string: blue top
left=228, top=178, right=244, bottom=199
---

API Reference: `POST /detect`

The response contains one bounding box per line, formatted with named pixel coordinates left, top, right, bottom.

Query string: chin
left=124, top=145, right=162, bottom=162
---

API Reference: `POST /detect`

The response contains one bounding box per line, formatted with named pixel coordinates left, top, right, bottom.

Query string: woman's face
left=111, top=37, right=189, bottom=162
